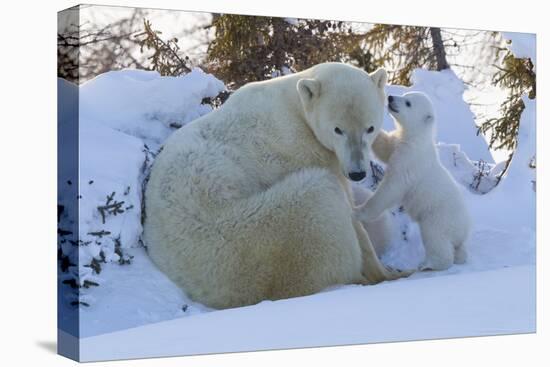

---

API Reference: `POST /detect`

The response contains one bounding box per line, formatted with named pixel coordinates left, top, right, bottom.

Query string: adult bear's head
left=297, top=63, right=387, bottom=182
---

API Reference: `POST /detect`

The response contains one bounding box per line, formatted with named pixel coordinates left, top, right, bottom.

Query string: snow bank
left=464, top=32, right=536, bottom=232
left=436, top=143, right=502, bottom=194
left=465, top=96, right=535, bottom=232
left=80, top=69, right=225, bottom=148
left=58, top=68, right=225, bottom=319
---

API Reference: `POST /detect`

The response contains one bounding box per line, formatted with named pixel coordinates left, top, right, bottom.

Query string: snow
left=78, top=247, right=210, bottom=337
left=459, top=31, right=536, bottom=233
left=79, top=265, right=535, bottom=362
left=78, top=122, right=145, bottom=264
left=79, top=68, right=225, bottom=148
left=57, top=68, right=224, bottom=331
left=58, top=50, right=535, bottom=360
left=436, top=143, right=502, bottom=194
left=284, top=17, right=299, bottom=26
left=465, top=96, right=536, bottom=232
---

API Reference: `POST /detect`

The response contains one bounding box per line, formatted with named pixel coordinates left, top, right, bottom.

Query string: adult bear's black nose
left=388, top=95, right=394, bottom=103
left=348, top=171, right=366, bottom=182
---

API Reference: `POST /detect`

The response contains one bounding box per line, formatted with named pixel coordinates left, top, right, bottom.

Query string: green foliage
left=58, top=186, right=136, bottom=308
left=479, top=50, right=536, bottom=152
left=97, top=191, right=127, bottom=224
left=135, top=19, right=191, bottom=76
left=363, top=25, right=450, bottom=85
left=133, top=19, right=230, bottom=109
left=206, top=15, right=363, bottom=88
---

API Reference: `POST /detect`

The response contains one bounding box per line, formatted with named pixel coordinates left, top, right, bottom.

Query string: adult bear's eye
left=367, top=126, right=374, bottom=134
left=406, top=101, right=411, bottom=107
left=334, top=127, right=343, bottom=135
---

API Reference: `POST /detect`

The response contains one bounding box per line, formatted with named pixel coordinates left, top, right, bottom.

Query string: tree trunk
left=271, top=18, right=286, bottom=73
left=429, top=27, right=450, bottom=70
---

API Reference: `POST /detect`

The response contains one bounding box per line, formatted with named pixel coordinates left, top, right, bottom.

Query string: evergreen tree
left=479, top=46, right=536, bottom=151
left=205, top=15, right=362, bottom=88
left=363, top=25, right=451, bottom=85
left=478, top=42, right=536, bottom=180
left=135, top=19, right=192, bottom=76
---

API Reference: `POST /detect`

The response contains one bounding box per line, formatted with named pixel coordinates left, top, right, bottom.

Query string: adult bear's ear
left=297, top=78, right=321, bottom=108
left=370, top=68, right=387, bottom=91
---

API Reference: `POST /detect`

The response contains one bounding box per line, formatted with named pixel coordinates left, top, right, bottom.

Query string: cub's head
left=387, top=91, right=435, bottom=133
left=297, top=64, right=387, bottom=182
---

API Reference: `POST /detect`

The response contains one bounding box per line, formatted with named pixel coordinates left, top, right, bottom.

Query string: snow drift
left=58, top=68, right=224, bottom=326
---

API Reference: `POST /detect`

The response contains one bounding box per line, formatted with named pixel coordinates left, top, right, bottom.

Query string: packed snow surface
left=58, top=58, right=535, bottom=361
left=79, top=265, right=534, bottom=362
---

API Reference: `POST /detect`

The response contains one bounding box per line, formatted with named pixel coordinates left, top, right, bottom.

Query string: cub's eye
left=334, top=127, right=343, bottom=135
left=406, top=101, right=411, bottom=107
left=367, top=126, right=375, bottom=134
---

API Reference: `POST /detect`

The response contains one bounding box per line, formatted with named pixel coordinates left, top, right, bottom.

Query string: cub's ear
left=297, top=78, right=321, bottom=107
left=370, top=68, right=387, bottom=91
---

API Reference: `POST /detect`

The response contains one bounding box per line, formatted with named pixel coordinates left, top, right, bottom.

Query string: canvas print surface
left=57, top=4, right=536, bottom=362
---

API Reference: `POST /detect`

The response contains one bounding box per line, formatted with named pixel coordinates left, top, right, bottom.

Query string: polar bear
left=143, top=63, right=411, bottom=309
left=352, top=185, right=395, bottom=257
left=357, top=92, right=471, bottom=271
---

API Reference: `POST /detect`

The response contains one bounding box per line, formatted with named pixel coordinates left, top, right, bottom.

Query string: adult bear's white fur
left=143, top=63, right=410, bottom=309
left=358, top=92, right=471, bottom=270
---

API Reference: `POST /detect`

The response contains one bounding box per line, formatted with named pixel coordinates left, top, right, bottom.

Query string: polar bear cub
left=357, top=92, right=471, bottom=270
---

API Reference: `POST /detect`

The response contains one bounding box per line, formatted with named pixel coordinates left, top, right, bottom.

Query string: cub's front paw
left=354, top=208, right=370, bottom=223
left=419, top=261, right=434, bottom=271
left=419, top=257, right=453, bottom=272
left=354, top=208, right=377, bottom=223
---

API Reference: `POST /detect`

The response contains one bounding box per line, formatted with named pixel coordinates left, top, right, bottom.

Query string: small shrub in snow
left=135, top=19, right=192, bottom=77
left=206, top=15, right=359, bottom=88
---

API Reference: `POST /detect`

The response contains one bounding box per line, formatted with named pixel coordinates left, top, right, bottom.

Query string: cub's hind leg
left=453, top=243, right=467, bottom=264
left=419, top=221, right=454, bottom=271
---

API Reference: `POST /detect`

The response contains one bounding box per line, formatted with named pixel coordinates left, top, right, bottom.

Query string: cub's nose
left=388, top=95, right=394, bottom=103
left=348, top=171, right=366, bottom=182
